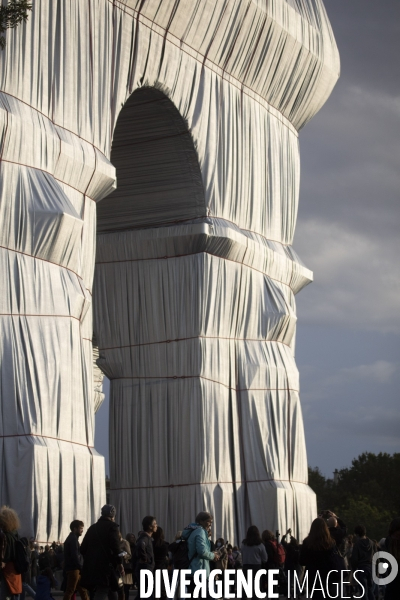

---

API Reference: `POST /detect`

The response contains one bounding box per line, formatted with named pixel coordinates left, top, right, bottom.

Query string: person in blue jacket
left=181, top=511, right=221, bottom=595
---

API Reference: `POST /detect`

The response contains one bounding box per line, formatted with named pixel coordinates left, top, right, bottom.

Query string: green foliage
left=338, top=453, right=400, bottom=516
left=0, top=0, right=32, bottom=49
left=338, top=497, right=393, bottom=541
left=308, top=453, right=400, bottom=541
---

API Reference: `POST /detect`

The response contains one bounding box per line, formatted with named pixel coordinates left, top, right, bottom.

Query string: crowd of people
left=0, top=504, right=399, bottom=600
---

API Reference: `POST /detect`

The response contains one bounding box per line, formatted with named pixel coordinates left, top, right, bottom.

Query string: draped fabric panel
left=0, top=0, right=338, bottom=541
left=95, top=226, right=313, bottom=540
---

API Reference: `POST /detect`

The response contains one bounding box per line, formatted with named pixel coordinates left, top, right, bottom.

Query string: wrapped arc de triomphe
left=0, top=0, right=339, bottom=542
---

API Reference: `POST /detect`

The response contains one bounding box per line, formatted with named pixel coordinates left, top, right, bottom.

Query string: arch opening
left=97, top=87, right=205, bottom=232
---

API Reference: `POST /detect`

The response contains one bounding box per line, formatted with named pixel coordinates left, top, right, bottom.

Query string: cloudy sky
left=294, top=0, right=400, bottom=475
left=95, top=0, right=400, bottom=478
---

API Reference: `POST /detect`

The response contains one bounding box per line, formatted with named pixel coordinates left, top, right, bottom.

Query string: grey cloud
left=95, top=0, right=400, bottom=477
left=297, top=83, right=400, bottom=241
left=294, top=217, right=400, bottom=331
left=324, top=0, right=400, bottom=95
left=338, top=360, right=397, bottom=384
left=300, top=360, right=398, bottom=396
left=299, top=355, right=400, bottom=473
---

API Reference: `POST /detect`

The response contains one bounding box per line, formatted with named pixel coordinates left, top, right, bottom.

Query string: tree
left=337, top=497, right=393, bottom=541
left=337, top=453, right=400, bottom=516
left=308, top=453, right=400, bottom=541
left=0, top=1, right=32, bottom=49
left=308, top=466, right=343, bottom=513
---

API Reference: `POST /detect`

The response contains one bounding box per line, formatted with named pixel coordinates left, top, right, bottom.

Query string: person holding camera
left=320, top=510, right=347, bottom=550
left=214, top=538, right=228, bottom=571
left=181, top=511, right=222, bottom=596
left=281, top=528, right=301, bottom=591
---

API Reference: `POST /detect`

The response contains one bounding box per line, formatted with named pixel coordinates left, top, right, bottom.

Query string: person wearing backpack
left=0, top=505, right=24, bottom=600
left=261, top=530, right=285, bottom=569
left=181, top=511, right=222, bottom=596
left=262, top=530, right=286, bottom=595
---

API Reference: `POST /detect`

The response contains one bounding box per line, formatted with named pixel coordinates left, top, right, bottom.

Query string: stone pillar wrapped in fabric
left=94, top=0, right=339, bottom=542
left=0, top=0, right=339, bottom=541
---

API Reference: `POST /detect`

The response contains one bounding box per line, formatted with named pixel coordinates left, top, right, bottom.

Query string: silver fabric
left=0, top=0, right=338, bottom=542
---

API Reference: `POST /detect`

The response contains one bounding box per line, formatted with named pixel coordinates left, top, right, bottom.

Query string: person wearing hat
left=80, top=505, right=124, bottom=600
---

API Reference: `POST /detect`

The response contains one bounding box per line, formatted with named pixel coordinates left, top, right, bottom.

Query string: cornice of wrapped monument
left=126, top=0, right=340, bottom=129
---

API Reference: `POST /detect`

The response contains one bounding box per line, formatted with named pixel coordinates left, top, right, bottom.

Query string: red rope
left=98, top=335, right=291, bottom=351
left=111, top=478, right=309, bottom=491
left=111, top=374, right=298, bottom=393
left=0, top=157, right=96, bottom=203
left=0, top=313, right=81, bottom=320
left=0, top=90, right=108, bottom=159
left=0, top=433, right=94, bottom=448
left=109, top=0, right=297, bottom=136
left=0, top=244, right=85, bottom=288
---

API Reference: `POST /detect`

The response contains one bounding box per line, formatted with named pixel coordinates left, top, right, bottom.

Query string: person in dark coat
left=20, top=538, right=36, bottom=600
left=300, top=518, right=345, bottom=600
left=351, top=525, right=374, bottom=600
left=383, top=518, right=400, bottom=600
left=63, top=520, right=88, bottom=600
left=80, top=505, right=124, bottom=600
left=152, top=527, right=169, bottom=599
left=135, top=516, right=157, bottom=600
left=38, top=547, right=52, bottom=572
left=152, top=528, right=169, bottom=572
left=29, top=540, right=39, bottom=589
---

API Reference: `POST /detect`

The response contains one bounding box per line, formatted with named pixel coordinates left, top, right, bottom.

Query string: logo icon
left=372, top=551, right=398, bottom=585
